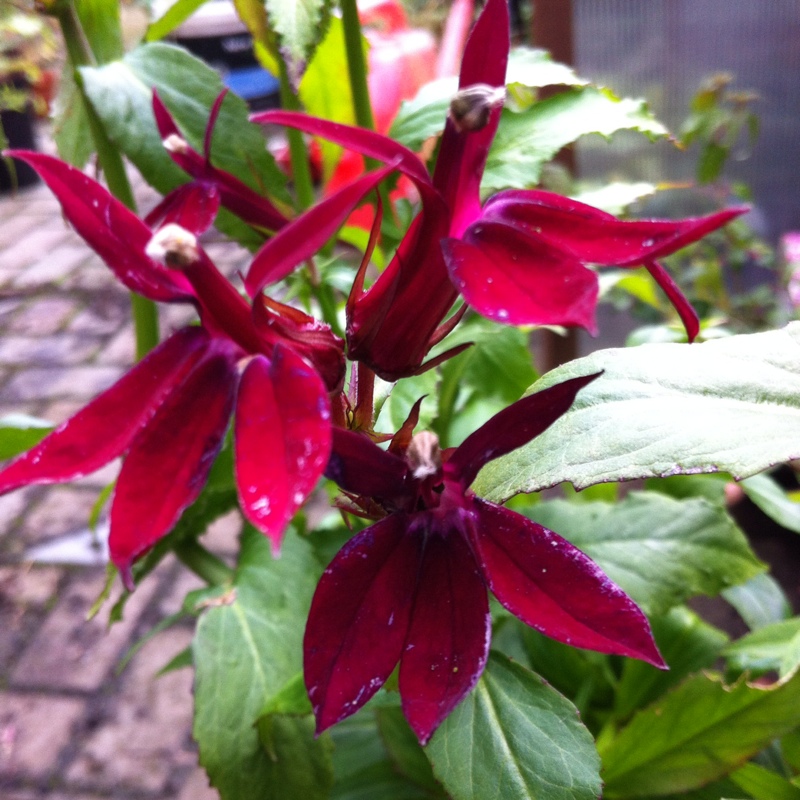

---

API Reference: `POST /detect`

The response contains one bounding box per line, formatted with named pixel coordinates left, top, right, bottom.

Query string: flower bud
left=449, top=84, right=506, bottom=132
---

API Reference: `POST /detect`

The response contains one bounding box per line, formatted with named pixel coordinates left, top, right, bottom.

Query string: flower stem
left=278, top=61, right=316, bottom=212
left=340, top=0, right=375, bottom=133
left=174, top=539, right=234, bottom=586
left=53, top=1, right=160, bottom=359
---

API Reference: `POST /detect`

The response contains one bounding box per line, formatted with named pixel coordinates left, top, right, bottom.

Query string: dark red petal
left=109, top=344, right=237, bottom=585
left=325, top=428, right=410, bottom=506
left=0, top=328, right=209, bottom=494
left=644, top=259, right=700, bottom=342
left=483, top=190, right=747, bottom=266
left=442, top=221, right=599, bottom=330
left=144, top=182, right=221, bottom=236
left=471, top=500, right=665, bottom=667
left=235, top=348, right=331, bottom=554
left=399, top=526, right=490, bottom=744
left=7, top=151, right=194, bottom=302
left=304, top=515, right=423, bottom=732
left=347, top=211, right=457, bottom=381
left=245, top=163, right=396, bottom=296
left=449, top=372, right=601, bottom=488
left=432, top=0, right=509, bottom=235
left=251, top=110, right=434, bottom=189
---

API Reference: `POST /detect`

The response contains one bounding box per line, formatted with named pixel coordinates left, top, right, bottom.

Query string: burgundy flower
left=251, top=0, right=746, bottom=380
left=151, top=91, right=290, bottom=234
left=0, top=152, right=341, bottom=586
left=305, top=373, right=665, bottom=744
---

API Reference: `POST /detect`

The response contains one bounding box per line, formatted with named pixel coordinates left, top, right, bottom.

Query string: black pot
left=1, top=101, right=40, bottom=193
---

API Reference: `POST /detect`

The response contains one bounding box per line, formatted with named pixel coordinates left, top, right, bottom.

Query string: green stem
left=174, top=540, right=234, bottom=586
left=278, top=61, right=316, bottom=212
left=340, top=0, right=375, bottom=133
left=53, top=1, right=160, bottom=359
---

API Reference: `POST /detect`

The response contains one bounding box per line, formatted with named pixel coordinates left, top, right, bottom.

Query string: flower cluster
left=0, top=0, right=744, bottom=742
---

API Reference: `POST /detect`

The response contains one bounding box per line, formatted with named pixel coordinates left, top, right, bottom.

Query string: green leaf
left=256, top=712, right=334, bottom=800
left=330, top=703, right=434, bottom=800
left=258, top=672, right=313, bottom=716
left=81, top=43, right=289, bottom=246
left=375, top=369, right=439, bottom=433
left=146, top=0, right=209, bottom=42
left=571, top=182, right=656, bottom=216
left=483, top=87, right=668, bottom=193
left=527, top=493, right=764, bottom=616
left=730, top=762, right=800, bottom=800
left=193, top=526, right=323, bottom=800
left=723, top=574, right=792, bottom=631
left=475, top=325, right=800, bottom=502
left=426, top=652, right=602, bottom=800
left=265, top=0, right=331, bottom=87
left=375, top=706, right=446, bottom=795
left=0, top=414, right=53, bottom=460
left=724, top=617, right=800, bottom=677
left=613, top=606, right=729, bottom=720
left=600, top=671, right=800, bottom=798
left=75, top=0, right=125, bottom=63
left=505, top=47, right=588, bottom=91
left=741, top=472, right=800, bottom=534
left=52, top=68, right=94, bottom=168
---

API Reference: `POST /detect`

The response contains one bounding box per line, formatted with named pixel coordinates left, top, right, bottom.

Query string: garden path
left=0, top=125, right=251, bottom=800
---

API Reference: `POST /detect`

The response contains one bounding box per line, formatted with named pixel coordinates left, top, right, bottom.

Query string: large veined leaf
left=505, top=47, right=588, bottom=92
left=741, top=472, right=800, bottom=534
left=600, top=671, right=800, bottom=798
left=724, top=617, right=800, bottom=677
left=483, top=86, right=668, bottom=193
left=265, top=0, right=332, bottom=87
left=80, top=43, right=289, bottom=245
left=425, top=652, right=602, bottom=800
left=475, top=324, right=800, bottom=503
left=193, top=526, right=323, bottom=800
left=527, top=493, right=764, bottom=616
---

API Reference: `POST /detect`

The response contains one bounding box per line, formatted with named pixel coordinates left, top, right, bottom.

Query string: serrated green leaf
left=193, top=525, right=323, bottom=800
left=75, top=0, right=124, bottom=63
left=741, top=472, right=800, bottom=534
left=601, top=671, right=800, bottom=798
left=475, top=325, right=800, bottom=503
left=265, top=0, right=331, bottom=87
left=505, top=47, right=588, bottom=91
left=725, top=617, right=800, bottom=676
left=723, top=573, right=792, bottom=631
left=483, top=87, right=668, bottom=193
left=258, top=672, right=312, bottom=717
left=0, top=414, right=53, bottom=460
left=527, top=493, right=764, bottom=616
left=426, top=652, right=602, bottom=800
left=613, top=606, right=729, bottom=720
left=571, top=182, right=656, bottom=216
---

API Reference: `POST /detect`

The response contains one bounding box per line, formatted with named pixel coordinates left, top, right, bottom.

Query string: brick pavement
left=0, top=129, right=252, bottom=799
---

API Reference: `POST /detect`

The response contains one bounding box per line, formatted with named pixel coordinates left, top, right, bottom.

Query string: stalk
left=174, top=540, right=234, bottom=586
left=278, top=61, right=316, bottom=211
left=52, top=1, right=160, bottom=358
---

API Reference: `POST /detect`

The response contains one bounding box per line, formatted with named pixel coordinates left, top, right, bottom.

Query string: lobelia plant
left=5, top=0, right=800, bottom=798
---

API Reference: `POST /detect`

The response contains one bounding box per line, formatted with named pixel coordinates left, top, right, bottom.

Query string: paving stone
left=12, top=246, right=90, bottom=289
left=201, top=510, right=242, bottom=559
left=5, top=297, right=77, bottom=336
left=2, top=230, right=72, bottom=273
left=0, top=488, right=31, bottom=531
left=0, top=212, right=41, bottom=249
left=60, top=263, right=117, bottom=292
left=0, top=335, right=102, bottom=367
left=4, top=366, right=122, bottom=403
left=0, top=692, right=87, bottom=779
left=68, top=306, right=128, bottom=338
left=65, top=627, right=196, bottom=794
left=93, top=328, right=134, bottom=367
left=18, top=486, right=103, bottom=544
left=10, top=567, right=162, bottom=692
left=179, top=766, right=220, bottom=800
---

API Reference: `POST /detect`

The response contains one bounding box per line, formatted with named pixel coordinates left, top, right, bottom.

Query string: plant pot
left=0, top=104, right=39, bottom=192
